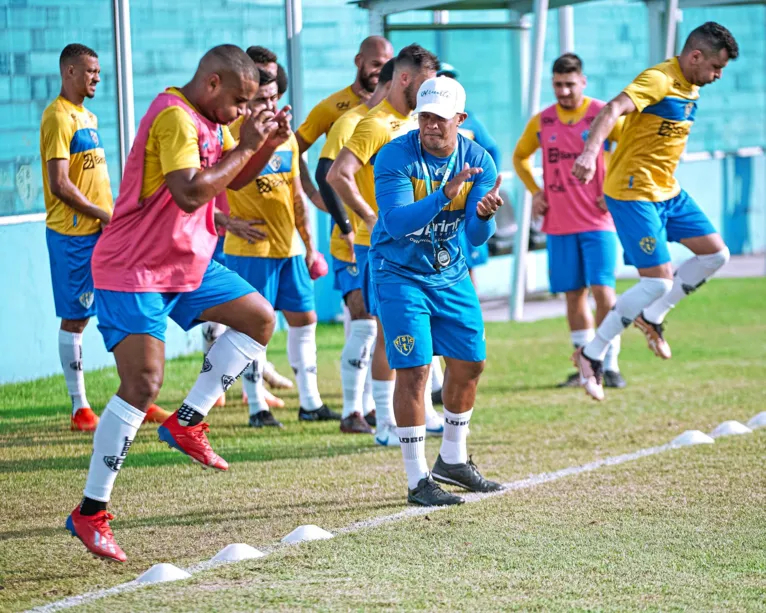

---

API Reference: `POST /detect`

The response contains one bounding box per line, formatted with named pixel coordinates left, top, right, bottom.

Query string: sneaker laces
left=187, top=422, right=211, bottom=443
left=92, top=512, right=116, bottom=538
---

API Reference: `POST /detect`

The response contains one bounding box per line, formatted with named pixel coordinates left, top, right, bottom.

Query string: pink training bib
left=92, top=91, right=225, bottom=292
left=539, top=99, right=615, bottom=235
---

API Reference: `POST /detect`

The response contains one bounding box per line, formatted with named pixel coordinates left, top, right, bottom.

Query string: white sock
left=183, top=329, right=265, bottom=418
left=243, top=356, right=268, bottom=416
left=362, top=365, right=375, bottom=416
left=83, top=395, right=144, bottom=502
left=59, top=330, right=89, bottom=414
left=585, top=277, right=673, bottom=360
left=397, top=425, right=428, bottom=489
left=440, top=407, right=472, bottom=464
left=643, top=248, right=730, bottom=324
left=430, top=356, right=444, bottom=393
left=603, top=335, right=621, bottom=372
left=201, top=321, right=227, bottom=355
left=288, top=323, right=323, bottom=410
left=340, top=319, right=377, bottom=418
left=570, top=328, right=595, bottom=348
left=372, top=379, right=396, bottom=426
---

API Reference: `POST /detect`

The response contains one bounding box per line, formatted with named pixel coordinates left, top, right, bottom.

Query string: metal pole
left=558, top=6, right=574, bottom=53
left=433, top=10, right=449, bottom=59
left=369, top=8, right=386, bottom=37
left=509, top=0, right=548, bottom=321
left=285, top=0, right=305, bottom=125
left=112, top=0, right=135, bottom=171
left=664, top=0, right=680, bottom=59
left=647, top=0, right=664, bottom=65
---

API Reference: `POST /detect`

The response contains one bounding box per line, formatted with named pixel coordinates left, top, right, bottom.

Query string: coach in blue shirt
left=371, top=76, right=505, bottom=507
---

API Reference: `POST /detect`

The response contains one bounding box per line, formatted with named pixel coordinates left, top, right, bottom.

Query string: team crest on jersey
left=581, top=129, right=590, bottom=141
left=269, top=154, right=282, bottom=172
left=639, top=236, right=657, bottom=255
left=89, top=129, right=99, bottom=147
left=684, top=101, right=694, bottom=119
left=394, top=335, right=415, bottom=356
left=79, top=292, right=94, bottom=309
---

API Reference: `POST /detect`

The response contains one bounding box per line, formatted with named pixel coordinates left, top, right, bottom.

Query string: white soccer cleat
left=572, top=347, right=605, bottom=401
left=374, top=422, right=401, bottom=447
left=425, top=405, right=445, bottom=434
left=263, top=362, right=294, bottom=389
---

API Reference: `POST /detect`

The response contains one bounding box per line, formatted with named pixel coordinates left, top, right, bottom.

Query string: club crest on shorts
left=79, top=291, right=94, bottom=309
left=347, top=265, right=358, bottom=277
left=394, top=335, right=415, bottom=356
left=639, top=236, right=657, bottom=255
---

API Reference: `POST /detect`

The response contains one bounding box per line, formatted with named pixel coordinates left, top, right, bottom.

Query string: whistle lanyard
left=417, top=137, right=458, bottom=270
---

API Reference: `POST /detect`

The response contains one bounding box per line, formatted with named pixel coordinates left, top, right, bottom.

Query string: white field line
left=27, top=441, right=680, bottom=613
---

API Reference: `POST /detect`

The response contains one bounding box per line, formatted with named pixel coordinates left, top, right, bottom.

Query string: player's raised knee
left=119, top=369, right=164, bottom=410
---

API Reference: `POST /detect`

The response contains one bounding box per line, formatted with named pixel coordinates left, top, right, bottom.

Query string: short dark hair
left=378, top=59, right=395, bottom=85
left=276, top=63, right=288, bottom=96
left=682, top=22, right=739, bottom=60
left=246, top=45, right=278, bottom=65
left=258, top=67, right=276, bottom=87
left=552, top=53, right=582, bottom=74
left=60, top=44, right=97, bottom=66
left=199, top=44, right=259, bottom=84
left=394, top=44, right=440, bottom=73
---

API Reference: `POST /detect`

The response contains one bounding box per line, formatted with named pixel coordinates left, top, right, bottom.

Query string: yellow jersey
left=140, top=88, right=235, bottom=201
left=343, top=99, right=416, bottom=247
left=297, top=85, right=362, bottom=147
left=40, top=96, right=113, bottom=235
left=225, top=124, right=301, bottom=259
left=513, top=97, right=624, bottom=194
left=605, top=57, right=699, bottom=202
left=320, top=104, right=369, bottom=263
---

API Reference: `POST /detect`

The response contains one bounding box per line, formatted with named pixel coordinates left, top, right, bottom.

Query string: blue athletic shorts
left=226, top=254, right=314, bottom=313
left=546, top=231, right=617, bottom=293
left=460, top=233, right=489, bottom=269
left=332, top=256, right=362, bottom=299
left=46, top=227, right=100, bottom=320
left=212, top=236, right=226, bottom=265
left=374, top=275, right=486, bottom=369
left=606, top=190, right=717, bottom=269
left=354, top=245, right=378, bottom=316
left=95, top=259, right=255, bottom=351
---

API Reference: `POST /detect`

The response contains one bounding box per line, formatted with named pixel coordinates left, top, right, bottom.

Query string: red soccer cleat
left=142, top=404, right=171, bottom=424
left=66, top=506, right=127, bottom=562
left=157, top=413, right=229, bottom=471
left=71, top=407, right=99, bottom=432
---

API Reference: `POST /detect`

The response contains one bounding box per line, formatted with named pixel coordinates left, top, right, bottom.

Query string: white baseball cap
left=415, top=76, right=466, bottom=120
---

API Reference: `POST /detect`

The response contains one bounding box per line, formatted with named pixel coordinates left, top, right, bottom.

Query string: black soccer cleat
left=604, top=370, right=627, bottom=389
left=364, top=409, right=376, bottom=428
left=298, top=404, right=341, bottom=422
left=556, top=372, right=581, bottom=388
left=249, top=410, right=284, bottom=429
left=431, top=387, right=443, bottom=406
left=431, top=455, right=504, bottom=493
left=408, top=475, right=465, bottom=507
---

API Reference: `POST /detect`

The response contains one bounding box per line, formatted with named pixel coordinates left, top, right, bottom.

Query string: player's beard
left=359, top=69, right=378, bottom=94
left=404, top=81, right=418, bottom=111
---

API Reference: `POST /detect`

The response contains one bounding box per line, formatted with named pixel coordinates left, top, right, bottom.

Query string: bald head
left=355, top=36, right=394, bottom=94
left=197, top=44, right=259, bottom=86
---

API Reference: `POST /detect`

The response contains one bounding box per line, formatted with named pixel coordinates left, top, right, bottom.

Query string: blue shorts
left=332, top=256, right=362, bottom=299
left=226, top=254, right=315, bottom=313
left=354, top=245, right=378, bottom=316
left=460, top=233, right=489, bottom=269
left=606, top=190, right=717, bottom=269
left=374, top=275, right=486, bottom=369
left=547, top=231, right=617, bottom=293
left=212, top=236, right=226, bottom=265
left=46, top=228, right=99, bottom=320
left=95, top=259, right=255, bottom=351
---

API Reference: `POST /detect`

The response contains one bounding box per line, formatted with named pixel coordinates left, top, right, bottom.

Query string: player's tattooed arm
left=292, top=176, right=317, bottom=268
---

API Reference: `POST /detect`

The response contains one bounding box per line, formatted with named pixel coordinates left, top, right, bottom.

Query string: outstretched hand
left=266, top=105, right=293, bottom=148
left=443, top=163, right=483, bottom=200
left=476, top=175, right=504, bottom=219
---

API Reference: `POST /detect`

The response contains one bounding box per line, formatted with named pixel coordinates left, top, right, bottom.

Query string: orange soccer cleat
left=71, top=407, right=99, bottom=432
left=142, top=404, right=171, bottom=424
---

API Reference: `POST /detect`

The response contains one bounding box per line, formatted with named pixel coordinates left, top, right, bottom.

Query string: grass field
left=1, top=278, right=765, bottom=612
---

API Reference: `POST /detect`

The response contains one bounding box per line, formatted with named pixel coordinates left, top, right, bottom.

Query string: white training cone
left=212, top=543, right=265, bottom=562
left=281, top=525, right=334, bottom=544
left=671, top=430, right=715, bottom=447
left=710, top=420, right=752, bottom=438
left=136, top=563, right=191, bottom=584
left=746, top=411, right=766, bottom=429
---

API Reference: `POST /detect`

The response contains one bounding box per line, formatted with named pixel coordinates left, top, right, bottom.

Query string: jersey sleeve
left=512, top=113, right=542, bottom=194
left=297, top=102, right=331, bottom=147
left=465, top=149, right=499, bottom=247
left=622, top=69, right=670, bottom=113
left=152, top=106, right=202, bottom=175
left=344, top=117, right=388, bottom=166
left=41, top=111, right=74, bottom=161
left=291, top=135, right=300, bottom=178
left=319, top=112, right=354, bottom=160
left=221, top=125, right=235, bottom=151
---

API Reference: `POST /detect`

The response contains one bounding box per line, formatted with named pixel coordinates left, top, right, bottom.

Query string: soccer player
left=328, top=45, right=441, bottom=446
left=65, top=45, right=291, bottom=562
left=296, top=36, right=393, bottom=213
left=513, top=53, right=626, bottom=389
left=372, top=76, right=504, bottom=505
left=572, top=23, right=737, bottom=400
left=226, top=66, right=339, bottom=428
left=314, top=59, right=395, bottom=434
